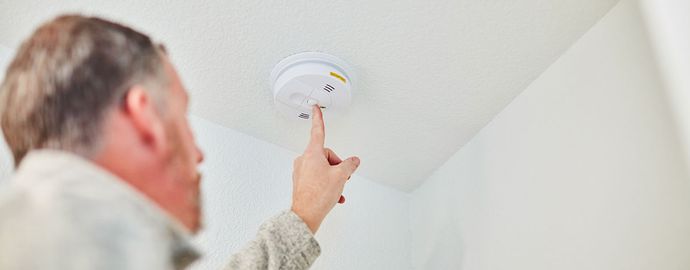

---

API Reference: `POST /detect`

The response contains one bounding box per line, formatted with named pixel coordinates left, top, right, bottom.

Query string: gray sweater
left=0, top=150, right=321, bottom=269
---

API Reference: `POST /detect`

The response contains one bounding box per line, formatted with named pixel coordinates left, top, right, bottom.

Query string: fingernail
left=353, top=157, right=360, bottom=166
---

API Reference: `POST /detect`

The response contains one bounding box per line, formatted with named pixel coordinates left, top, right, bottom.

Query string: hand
left=290, top=106, right=360, bottom=234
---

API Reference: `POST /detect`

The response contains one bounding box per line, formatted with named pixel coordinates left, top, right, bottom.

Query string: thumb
left=336, top=156, right=360, bottom=178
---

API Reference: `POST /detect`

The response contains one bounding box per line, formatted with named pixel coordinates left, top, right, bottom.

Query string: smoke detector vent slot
left=323, top=84, right=335, bottom=93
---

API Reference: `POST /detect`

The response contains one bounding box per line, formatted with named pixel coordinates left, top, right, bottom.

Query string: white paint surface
left=639, top=0, right=690, bottom=174
left=0, top=0, right=619, bottom=191
left=0, top=44, right=14, bottom=181
left=410, top=1, right=690, bottom=269
left=0, top=45, right=11, bottom=70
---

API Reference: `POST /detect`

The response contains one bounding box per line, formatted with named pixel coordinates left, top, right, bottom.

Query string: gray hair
left=0, top=15, right=168, bottom=166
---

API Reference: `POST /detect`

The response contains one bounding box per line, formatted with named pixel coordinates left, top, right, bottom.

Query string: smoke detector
left=270, top=52, right=353, bottom=120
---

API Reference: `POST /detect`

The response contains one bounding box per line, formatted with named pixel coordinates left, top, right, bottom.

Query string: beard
left=164, top=121, right=203, bottom=231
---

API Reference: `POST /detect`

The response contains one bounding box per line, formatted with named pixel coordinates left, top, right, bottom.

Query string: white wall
left=410, top=0, right=690, bottom=269
left=639, top=0, right=690, bottom=174
left=189, top=115, right=410, bottom=269
left=0, top=45, right=14, bottom=181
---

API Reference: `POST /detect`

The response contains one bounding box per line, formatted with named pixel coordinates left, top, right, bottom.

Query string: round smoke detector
left=270, top=52, right=354, bottom=120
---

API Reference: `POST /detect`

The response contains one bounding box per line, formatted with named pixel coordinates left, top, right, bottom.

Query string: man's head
left=0, top=15, right=205, bottom=232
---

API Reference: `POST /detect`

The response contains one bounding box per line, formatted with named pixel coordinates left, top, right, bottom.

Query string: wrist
left=291, top=206, right=321, bottom=234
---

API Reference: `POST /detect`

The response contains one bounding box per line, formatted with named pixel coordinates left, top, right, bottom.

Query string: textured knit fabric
left=225, top=211, right=321, bottom=270
left=0, top=150, right=321, bottom=269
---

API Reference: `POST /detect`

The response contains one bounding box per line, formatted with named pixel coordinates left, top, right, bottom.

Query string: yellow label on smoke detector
left=330, top=72, right=347, bottom=84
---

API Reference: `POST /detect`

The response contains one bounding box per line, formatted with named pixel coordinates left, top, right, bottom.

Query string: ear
left=122, top=86, right=167, bottom=154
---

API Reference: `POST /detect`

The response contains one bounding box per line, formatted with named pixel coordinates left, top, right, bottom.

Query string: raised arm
left=225, top=106, right=360, bottom=270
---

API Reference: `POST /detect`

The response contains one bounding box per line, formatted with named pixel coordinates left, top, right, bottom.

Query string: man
left=0, top=15, right=360, bottom=269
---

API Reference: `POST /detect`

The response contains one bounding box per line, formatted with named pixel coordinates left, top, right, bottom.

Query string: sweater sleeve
left=224, top=211, right=321, bottom=270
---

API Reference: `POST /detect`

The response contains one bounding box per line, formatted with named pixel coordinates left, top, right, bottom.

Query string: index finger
left=307, top=105, right=325, bottom=151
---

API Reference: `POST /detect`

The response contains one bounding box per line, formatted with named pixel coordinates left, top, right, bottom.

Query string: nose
left=195, top=144, right=204, bottom=164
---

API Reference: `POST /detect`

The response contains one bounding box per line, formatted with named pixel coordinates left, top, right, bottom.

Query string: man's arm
left=224, top=106, right=360, bottom=269
left=224, top=211, right=320, bottom=270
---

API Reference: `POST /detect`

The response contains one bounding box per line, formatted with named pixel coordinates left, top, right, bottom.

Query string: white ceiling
left=0, top=0, right=618, bottom=192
